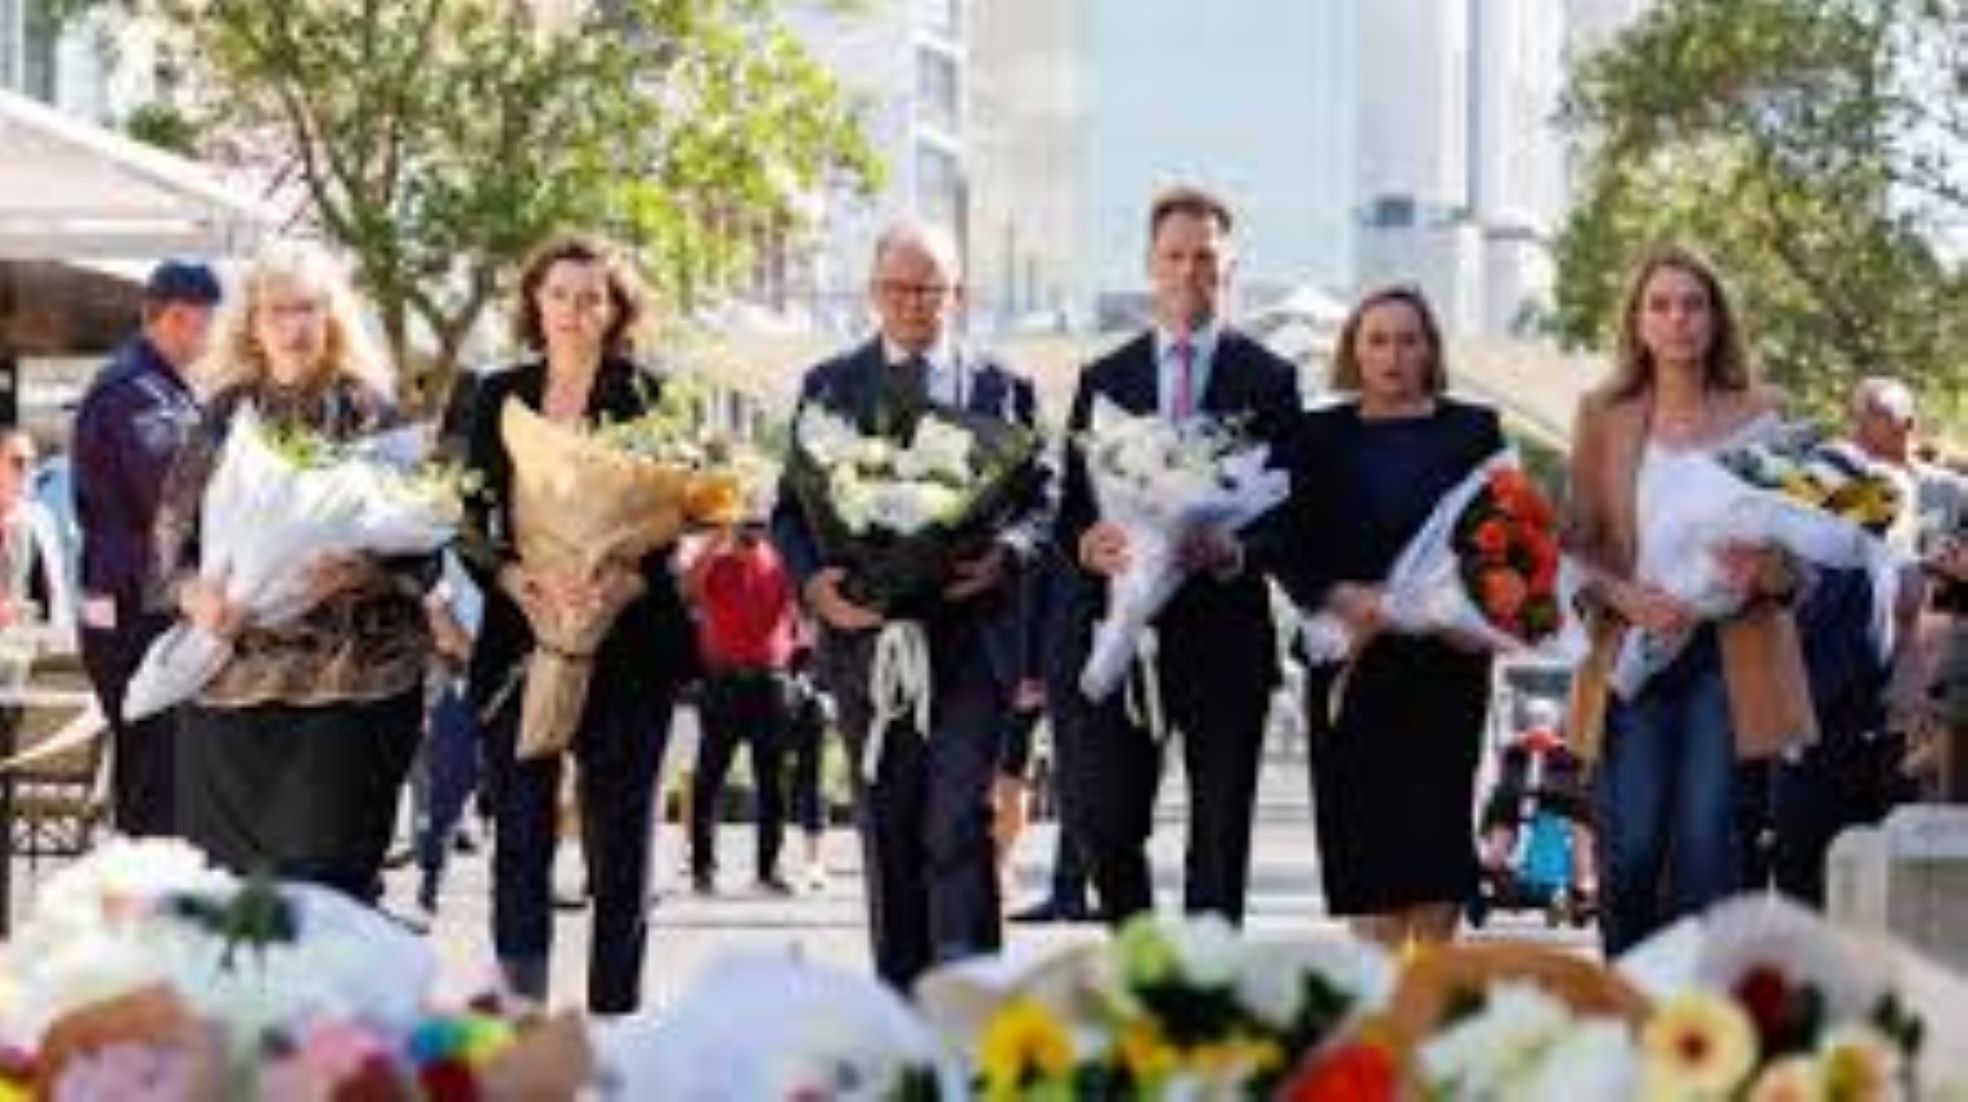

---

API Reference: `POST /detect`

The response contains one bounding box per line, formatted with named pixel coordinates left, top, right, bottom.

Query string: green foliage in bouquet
left=162, top=872, right=297, bottom=974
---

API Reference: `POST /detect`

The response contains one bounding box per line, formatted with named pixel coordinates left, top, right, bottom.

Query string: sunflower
left=978, top=998, right=1075, bottom=1098
left=1641, top=992, right=1759, bottom=1098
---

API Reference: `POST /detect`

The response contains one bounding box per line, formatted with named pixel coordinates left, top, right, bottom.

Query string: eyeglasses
left=875, top=280, right=952, bottom=303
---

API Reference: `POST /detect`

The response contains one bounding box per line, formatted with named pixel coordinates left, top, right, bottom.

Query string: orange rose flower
left=1472, top=519, right=1511, bottom=560
left=1479, top=568, right=1528, bottom=621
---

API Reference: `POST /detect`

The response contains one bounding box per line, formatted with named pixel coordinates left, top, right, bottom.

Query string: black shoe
left=452, top=828, right=481, bottom=856
left=1009, top=897, right=1092, bottom=924
left=756, top=874, right=795, bottom=896
left=690, top=872, right=716, bottom=897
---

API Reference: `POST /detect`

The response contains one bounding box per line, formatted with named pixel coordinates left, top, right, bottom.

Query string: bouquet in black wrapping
left=785, top=401, right=1044, bottom=619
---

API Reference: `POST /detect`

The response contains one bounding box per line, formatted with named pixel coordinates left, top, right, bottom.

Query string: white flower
left=1522, top=1020, right=1640, bottom=1102
left=1418, top=982, right=1574, bottom=1096
left=1165, top=913, right=1242, bottom=988
left=1232, top=937, right=1392, bottom=1031
left=906, top=418, right=975, bottom=481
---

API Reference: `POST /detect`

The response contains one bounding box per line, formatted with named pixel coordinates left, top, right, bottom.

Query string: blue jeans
left=1596, top=636, right=1739, bottom=955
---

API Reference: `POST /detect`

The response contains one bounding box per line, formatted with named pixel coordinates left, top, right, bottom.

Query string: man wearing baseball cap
left=71, top=259, right=222, bottom=836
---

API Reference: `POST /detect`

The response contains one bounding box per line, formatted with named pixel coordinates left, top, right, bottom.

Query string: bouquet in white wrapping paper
left=121, top=405, right=461, bottom=721
left=1075, top=397, right=1290, bottom=702
left=1300, top=452, right=1580, bottom=666
left=1612, top=433, right=1906, bottom=699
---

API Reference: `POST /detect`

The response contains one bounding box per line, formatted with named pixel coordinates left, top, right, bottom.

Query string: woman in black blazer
left=460, top=233, right=697, bottom=1014
left=1283, top=285, right=1504, bottom=949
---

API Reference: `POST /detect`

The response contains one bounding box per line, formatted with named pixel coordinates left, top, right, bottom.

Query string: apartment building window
left=914, top=144, right=963, bottom=235
left=918, top=0, right=960, bottom=40
left=915, top=46, right=959, bottom=135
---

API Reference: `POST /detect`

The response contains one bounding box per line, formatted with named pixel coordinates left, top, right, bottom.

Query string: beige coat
left=1564, top=383, right=1815, bottom=762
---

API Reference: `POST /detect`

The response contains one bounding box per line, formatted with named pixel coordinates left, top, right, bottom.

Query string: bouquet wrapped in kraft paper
left=500, top=397, right=739, bottom=760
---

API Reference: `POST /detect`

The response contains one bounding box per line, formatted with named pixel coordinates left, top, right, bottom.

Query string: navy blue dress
left=1287, top=399, right=1505, bottom=914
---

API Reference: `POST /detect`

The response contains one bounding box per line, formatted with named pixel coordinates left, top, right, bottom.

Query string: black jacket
left=1051, top=328, right=1301, bottom=697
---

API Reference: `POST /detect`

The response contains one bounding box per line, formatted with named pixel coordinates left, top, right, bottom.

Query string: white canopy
left=0, top=87, right=270, bottom=261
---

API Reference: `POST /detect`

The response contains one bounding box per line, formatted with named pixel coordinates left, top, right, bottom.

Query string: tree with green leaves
left=1552, top=0, right=1968, bottom=422
left=57, top=0, right=881, bottom=409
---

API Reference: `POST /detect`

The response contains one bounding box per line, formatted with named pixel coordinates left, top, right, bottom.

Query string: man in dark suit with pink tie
left=1052, top=186, right=1301, bottom=925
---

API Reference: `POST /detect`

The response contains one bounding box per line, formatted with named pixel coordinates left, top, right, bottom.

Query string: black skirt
left=1307, top=635, right=1490, bottom=914
left=176, top=688, right=423, bottom=900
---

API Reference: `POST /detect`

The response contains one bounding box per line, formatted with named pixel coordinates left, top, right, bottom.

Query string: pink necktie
left=1171, top=337, right=1195, bottom=420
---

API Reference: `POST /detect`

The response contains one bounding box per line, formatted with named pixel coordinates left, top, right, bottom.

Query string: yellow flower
left=979, top=998, right=1075, bottom=1098
left=1819, top=1025, right=1900, bottom=1102
left=1641, top=992, right=1759, bottom=1098
left=1116, top=1020, right=1178, bottom=1086
left=1188, top=1035, right=1285, bottom=1080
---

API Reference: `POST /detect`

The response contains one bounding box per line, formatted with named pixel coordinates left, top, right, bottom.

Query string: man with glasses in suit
left=771, top=220, right=1047, bottom=991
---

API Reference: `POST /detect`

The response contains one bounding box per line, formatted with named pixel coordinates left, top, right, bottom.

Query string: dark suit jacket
left=1051, top=328, right=1301, bottom=699
left=770, top=338, right=1045, bottom=694
left=459, top=358, right=700, bottom=715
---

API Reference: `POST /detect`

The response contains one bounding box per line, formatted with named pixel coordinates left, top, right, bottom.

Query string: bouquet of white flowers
left=785, top=401, right=1042, bottom=778
left=1613, top=429, right=1905, bottom=698
left=593, top=957, right=961, bottom=1100
left=121, top=405, right=461, bottom=721
left=784, top=403, right=1042, bottom=619
left=1075, top=397, right=1290, bottom=703
left=0, top=839, right=435, bottom=1047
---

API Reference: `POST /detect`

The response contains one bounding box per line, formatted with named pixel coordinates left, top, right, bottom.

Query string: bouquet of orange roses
left=1304, top=453, right=1575, bottom=662
left=1449, top=464, right=1566, bottom=647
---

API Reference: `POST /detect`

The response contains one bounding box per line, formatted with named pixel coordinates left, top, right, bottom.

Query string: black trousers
left=1058, top=658, right=1269, bottom=926
left=821, top=624, right=1004, bottom=992
left=177, top=688, right=422, bottom=900
left=690, top=669, right=789, bottom=880
left=484, top=682, right=672, bottom=1014
left=1771, top=735, right=1915, bottom=907
left=81, top=621, right=178, bottom=837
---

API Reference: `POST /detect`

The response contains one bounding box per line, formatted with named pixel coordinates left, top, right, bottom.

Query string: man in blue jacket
left=72, top=260, right=220, bottom=836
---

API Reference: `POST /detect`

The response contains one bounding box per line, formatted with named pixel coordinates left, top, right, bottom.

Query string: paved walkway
left=380, top=755, right=1590, bottom=1012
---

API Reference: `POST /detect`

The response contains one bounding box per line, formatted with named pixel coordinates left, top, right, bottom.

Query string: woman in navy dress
left=1283, top=285, right=1504, bottom=948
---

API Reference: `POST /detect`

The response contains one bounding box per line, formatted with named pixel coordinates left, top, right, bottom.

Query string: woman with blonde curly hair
left=157, top=241, right=433, bottom=901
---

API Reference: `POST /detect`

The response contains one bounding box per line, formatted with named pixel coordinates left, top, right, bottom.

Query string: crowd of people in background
left=0, top=182, right=1962, bottom=1015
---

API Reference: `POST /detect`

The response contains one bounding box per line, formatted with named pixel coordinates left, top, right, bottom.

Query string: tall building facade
left=966, top=0, right=1081, bottom=331
left=1076, top=0, right=1359, bottom=328
left=783, top=0, right=970, bottom=335
left=1357, top=0, right=1573, bottom=335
